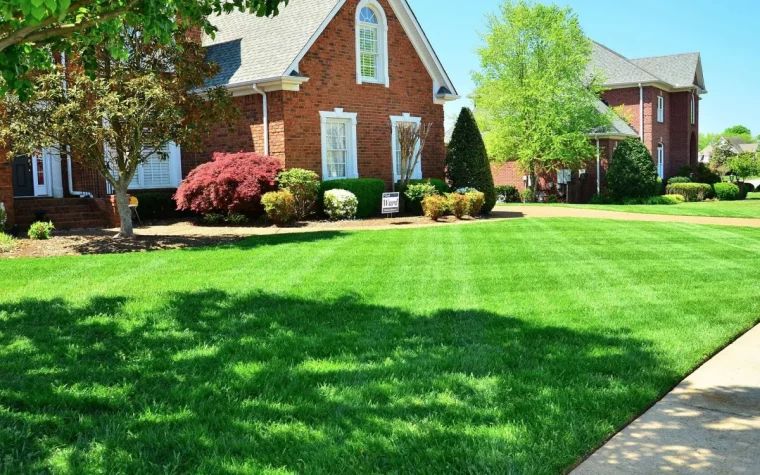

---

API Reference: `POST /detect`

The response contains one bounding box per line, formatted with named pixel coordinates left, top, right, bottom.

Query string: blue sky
left=411, top=0, right=759, bottom=137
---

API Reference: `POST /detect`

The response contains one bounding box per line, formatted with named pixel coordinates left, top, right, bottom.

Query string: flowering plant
left=323, top=189, right=358, bottom=220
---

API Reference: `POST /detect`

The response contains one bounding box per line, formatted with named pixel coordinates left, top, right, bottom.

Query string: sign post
left=382, top=192, right=400, bottom=217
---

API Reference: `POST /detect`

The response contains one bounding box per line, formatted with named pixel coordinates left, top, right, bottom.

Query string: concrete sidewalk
left=572, top=324, right=760, bottom=474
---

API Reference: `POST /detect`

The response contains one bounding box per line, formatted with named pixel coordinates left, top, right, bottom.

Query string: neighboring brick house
left=0, top=0, right=458, bottom=229
left=492, top=42, right=707, bottom=202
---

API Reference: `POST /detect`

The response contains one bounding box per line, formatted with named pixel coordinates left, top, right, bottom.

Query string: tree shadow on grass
left=0, top=291, right=679, bottom=474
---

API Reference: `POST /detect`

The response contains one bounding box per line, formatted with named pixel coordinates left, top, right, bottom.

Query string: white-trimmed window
left=320, top=108, right=359, bottom=180
left=106, top=142, right=182, bottom=190
left=690, top=95, right=696, bottom=125
left=390, top=113, right=423, bottom=182
left=657, top=143, right=665, bottom=179
left=356, top=1, right=388, bottom=86
left=657, top=95, right=664, bottom=123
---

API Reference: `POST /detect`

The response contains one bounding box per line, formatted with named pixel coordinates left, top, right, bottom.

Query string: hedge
left=714, top=182, right=741, bottom=201
left=495, top=185, right=520, bottom=203
left=665, top=183, right=713, bottom=202
left=131, top=191, right=186, bottom=220
left=396, top=179, right=448, bottom=215
left=319, top=178, right=385, bottom=218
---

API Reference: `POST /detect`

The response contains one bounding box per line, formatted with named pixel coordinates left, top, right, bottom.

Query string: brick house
left=0, top=0, right=458, bottom=229
left=492, top=42, right=707, bottom=202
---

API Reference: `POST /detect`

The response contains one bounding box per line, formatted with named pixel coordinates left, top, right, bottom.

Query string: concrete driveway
left=572, top=324, right=760, bottom=474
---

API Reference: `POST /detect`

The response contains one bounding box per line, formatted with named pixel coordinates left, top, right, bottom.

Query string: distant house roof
left=699, top=137, right=758, bottom=156
left=202, top=0, right=458, bottom=98
left=589, top=42, right=706, bottom=92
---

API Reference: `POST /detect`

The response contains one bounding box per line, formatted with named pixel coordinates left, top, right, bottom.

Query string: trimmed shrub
left=261, top=190, right=296, bottom=225
left=695, top=163, right=721, bottom=185
left=546, top=194, right=559, bottom=204
left=0, top=233, right=17, bottom=253
left=606, top=138, right=659, bottom=200
left=495, top=185, right=520, bottom=203
left=201, top=213, right=225, bottom=225
left=448, top=193, right=469, bottom=219
left=666, top=183, right=713, bottom=202
left=323, top=189, right=358, bottom=220
left=645, top=195, right=683, bottom=205
left=397, top=178, right=448, bottom=195
left=667, top=176, right=691, bottom=185
left=130, top=191, right=184, bottom=220
left=714, top=182, right=741, bottom=201
left=403, top=182, right=438, bottom=215
left=445, top=107, right=496, bottom=213
left=277, top=168, right=320, bottom=220
left=28, top=221, right=54, bottom=240
left=174, top=152, right=281, bottom=216
left=520, top=189, right=534, bottom=203
left=422, top=194, right=447, bottom=221
left=466, top=191, right=486, bottom=216
left=319, top=178, right=384, bottom=218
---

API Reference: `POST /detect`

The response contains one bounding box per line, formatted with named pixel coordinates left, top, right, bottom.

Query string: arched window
left=356, top=1, right=388, bottom=86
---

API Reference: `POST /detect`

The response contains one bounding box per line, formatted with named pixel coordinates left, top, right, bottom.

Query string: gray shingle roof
left=590, top=42, right=704, bottom=91
left=593, top=101, right=639, bottom=138
left=203, top=0, right=341, bottom=87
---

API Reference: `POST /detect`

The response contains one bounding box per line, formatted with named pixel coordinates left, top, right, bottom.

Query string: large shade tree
left=0, top=26, right=236, bottom=238
left=0, top=0, right=288, bottom=98
left=472, top=0, right=610, bottom=193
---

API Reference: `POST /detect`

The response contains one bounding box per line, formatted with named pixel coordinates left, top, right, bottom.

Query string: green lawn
left=1, top=219, right=759, bottom=474
left=501, top=199, right=760, bottom=218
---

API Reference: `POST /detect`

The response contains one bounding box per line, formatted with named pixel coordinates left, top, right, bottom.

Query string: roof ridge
left=593, top=41, right=630, bottom=61
left=592, top=41, right=660, bottom=83
left=630, top=52, right=700, bottom=61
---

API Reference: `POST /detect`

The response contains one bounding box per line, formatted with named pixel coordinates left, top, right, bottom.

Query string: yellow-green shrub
left=448, top=193, right=469, bottom=219
left=466, top=191, right=486, bottom=216
left=261, top=190, right=296, bottom=224
left=422, top=195, right=447, bottom=221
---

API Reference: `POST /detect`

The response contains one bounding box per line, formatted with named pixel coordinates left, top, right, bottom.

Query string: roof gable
left=203, top=0, right=457, bottom=97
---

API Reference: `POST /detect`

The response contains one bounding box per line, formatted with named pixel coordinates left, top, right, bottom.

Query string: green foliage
left=589, top=194, right=614, bottom=205
left=0, top=0, right=287, bottom=98
left=709, top=139, right=737, bottom=172
left=667, top=176, right=691, bottom=185
left=202, top=213, right=226, bottom=225
left=319, top=178, right=384, bottom=219
left=466, top=191, right=487, bottom=216
left=606, top=138, right=659, bottom=200
left=713, top=183, right=741, bottom=201
left=445, top=108, right=496, bottom=213
left=447, top=193, right=469, bottom=219
left=520, top=189, right=535, bottom=203
left=744, top=183, right=756, bottom=193
left=726, top=153, right=759, bottom=179
left=277, top=168, right=320, bottom=220
left=678, top=163, right=721, bottom=185
left=546, top=195, right=560, bottom=204
left=0, top=233, right=17, bottom=253
left=473, top=1, right=609, bottom=188
left=724, top=125, right=752, bottom=136
left=129, top=191, right=182, bottom=220
left=665, top=183, right=713, bottom=202
left=0, top=202, right=6, bottom=229
left=323, top=189, right=358, bottom=221
left=397, top=178, right=449, bottom=195
left=226, top=213, right=249, bottom=225
left=421, top=194, right=447, bottom=221
left=404, top=183, right=438, bottom=202
left=27, top=221, right=54, bottom=240
left=495, top=185, right=520, bottom=203
left=261, top=190, right=296, bottom=225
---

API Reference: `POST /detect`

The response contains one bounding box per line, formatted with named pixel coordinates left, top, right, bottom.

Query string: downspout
left=61, top=52, right=87, bottom=197
left=252, top=85, right=269, bottom=156
left=638, top=83, right=644, bottom=141
left=595, top=135, right=601, bottom=195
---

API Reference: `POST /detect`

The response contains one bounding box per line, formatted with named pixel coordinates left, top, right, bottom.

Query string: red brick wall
left=280, top=0, right=446, bottom=185
left=0, top=147, right=14, bottom=228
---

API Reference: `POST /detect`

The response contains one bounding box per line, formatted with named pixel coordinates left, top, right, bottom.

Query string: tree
left=0, top=0, right=287, bottom=98
left=0, top=26, right=236, bottom=237
left=445, top=108, right=497, bottom=213
left=606, top=138, right=658, bottom=201
left=724, top=125, right=752, bottom=137
left=709, top=139, right=737, bottom=173
left=726, top=152, right=759, bottom=180
left=472, top=0, right=610, bottom=195
left=395, top=121, right=432, bottom=189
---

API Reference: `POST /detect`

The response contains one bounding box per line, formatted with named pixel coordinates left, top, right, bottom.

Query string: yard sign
left=382, top=192, right=400, bottom=215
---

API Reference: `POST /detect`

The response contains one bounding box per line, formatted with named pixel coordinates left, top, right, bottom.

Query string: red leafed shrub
left=174, top=152, right=282, bottom=215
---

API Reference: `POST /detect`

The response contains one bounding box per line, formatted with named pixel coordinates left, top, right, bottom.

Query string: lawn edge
left=564, top=318, right=760, bottom=474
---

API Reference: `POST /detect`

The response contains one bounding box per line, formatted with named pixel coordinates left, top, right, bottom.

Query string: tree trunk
left=113, top=186, right=134, bottom=238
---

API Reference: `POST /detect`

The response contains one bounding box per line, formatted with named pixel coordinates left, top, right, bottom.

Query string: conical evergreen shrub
left=445, top=108, right=496, bottom=213
left=606, top=138, right=659, bottom=200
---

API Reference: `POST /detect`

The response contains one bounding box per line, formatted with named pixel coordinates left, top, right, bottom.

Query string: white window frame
left=657, top=95, right=664, bottom=123
left=105, top=142, right=182, bottom=192
left=390, top=113, right=423, bottom=182
left=657, top=143, right=665, bottom=179
left=355, top=0, right=389, bottom=87
left=690, top=94, right=696, bottom=125
left=320, top=108, right=359, bottom=181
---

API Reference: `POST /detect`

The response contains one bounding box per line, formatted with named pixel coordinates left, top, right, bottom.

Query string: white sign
left=382, top=192, right=400, bottom=214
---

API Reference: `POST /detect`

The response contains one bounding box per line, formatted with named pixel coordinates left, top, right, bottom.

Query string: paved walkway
left=495, top=206, right=760, bottom=228
left=572, top=324, right=760, bottom=474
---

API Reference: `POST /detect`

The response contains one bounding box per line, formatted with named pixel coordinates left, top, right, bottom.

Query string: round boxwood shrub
left=606, top=138, right=659, bottom=200
left=323, top=189, right=358, bottom=220
left=714, top=182, right=741, bottom=201
left=261, top=190, right=296, bottom=224
left=174, top=152, right=281, bottom=216
left=665, top=182, right=713, bottom=202
left=319, top=178, right=385, bottom=218
left=445, top=107, right=496, bottom=213
left=667, top=176, right=691, bottom=185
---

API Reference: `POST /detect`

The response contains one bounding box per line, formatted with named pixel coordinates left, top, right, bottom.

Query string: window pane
left=360, top=27, right=377, bottom=53
left=326, top=121, right=348, bottom=178
left=360, top=7, right=378, bottom=24
left=327, top=151, right=346, bottom=178
left=361, top=53, right=377, bottom=79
